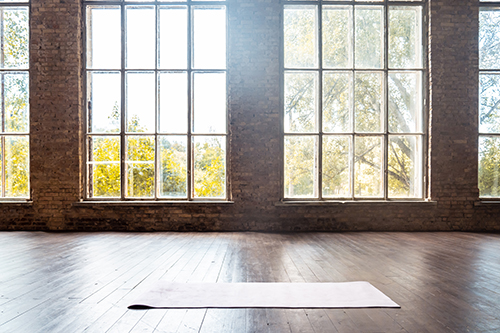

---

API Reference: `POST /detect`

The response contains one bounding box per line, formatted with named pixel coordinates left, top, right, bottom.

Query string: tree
left=89, top=110, right=226, bottom=198
left=284, top=5, right=423, bottom=198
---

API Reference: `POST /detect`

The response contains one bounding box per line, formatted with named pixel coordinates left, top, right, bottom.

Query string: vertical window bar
left=317, top=4, right=322, bottom=200
left=120, top=5, right=126, bottom=200
left=383, top=1, right=389, bottom=200
left=154, top=6, right=158, bottom=199
left=0, top=9, right=4, bottom=198
left=187, top=5, right=193, bottom=200
left=351, top=5, right=356, bottom=200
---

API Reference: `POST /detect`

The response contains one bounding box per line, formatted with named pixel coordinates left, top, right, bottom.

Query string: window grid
left=0, top=1, right=30, bottom=200
left=84, top=0, right=228, bottom=201
left=479, top=2, right=500, bottom=198
left=283, top=0, right=425, bottom=201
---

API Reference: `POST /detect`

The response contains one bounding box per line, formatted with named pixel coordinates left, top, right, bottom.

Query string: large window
left=85, top=0, right=227, bottom=200
left=283, top=0, right=424, bottom=200
left=479, top=4, right=500, bottom=198
left=0, top=1, right=29, bottom=199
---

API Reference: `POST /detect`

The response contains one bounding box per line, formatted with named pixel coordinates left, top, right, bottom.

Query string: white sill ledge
left=0, top=200, right=32, bottom=206
left=276, top=200, right=437, bottom=206
left=73, top=200, right=234, bottom=207
left=474, top=200, right=500, bottom=206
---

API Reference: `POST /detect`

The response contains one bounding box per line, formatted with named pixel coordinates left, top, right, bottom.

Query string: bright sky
left=88, top=6, right=226, bottom=135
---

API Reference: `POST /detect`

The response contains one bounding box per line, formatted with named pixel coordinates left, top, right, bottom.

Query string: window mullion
left=383, top=0, right=389, bottom=200
left=154, top=5, right=158, bottom=200
left=187, top=5, right=193, bottom=200
left=351, top=5, right=356, bottom=200
left=120, top=4, right=126, bottom=200
left=317, top=4, right=322, bottom=200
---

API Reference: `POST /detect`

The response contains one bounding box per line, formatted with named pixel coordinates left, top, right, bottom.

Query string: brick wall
left=1, top=0, right=499, bottom=232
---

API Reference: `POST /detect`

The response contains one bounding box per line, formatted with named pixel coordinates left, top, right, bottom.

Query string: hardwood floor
left=1, top=232, right=499, bottom=332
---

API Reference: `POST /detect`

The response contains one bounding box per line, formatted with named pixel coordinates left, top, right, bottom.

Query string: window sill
left=73, top=200, right=234, bottom=207
left=276, top=200, right=437, bottom=206
left=474, top=200, right=500, bottom=206
left=0, top=200, right=32, bottom=206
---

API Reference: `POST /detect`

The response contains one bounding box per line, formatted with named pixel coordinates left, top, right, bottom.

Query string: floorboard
left=0, top=231, right=499, bottom=332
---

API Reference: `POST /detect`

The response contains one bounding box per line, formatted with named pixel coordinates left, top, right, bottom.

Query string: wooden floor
left=1, top=232, right=500, bottom=333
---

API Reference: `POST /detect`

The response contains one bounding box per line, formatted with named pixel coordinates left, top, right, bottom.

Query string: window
left=0, top=1, right=29, bottom=199
left=479, top=3, right=500, bottom=198
left=85, top=0, right=227, bottom=200
left=283, top=0, right=425, bottom=200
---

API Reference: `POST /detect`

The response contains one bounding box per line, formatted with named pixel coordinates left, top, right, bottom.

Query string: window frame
left=280, top=0, right=428, bottom=202
left=479, top=3, right=500, bottom=200
left=0, top=0, right=30, bottom=201
left=83, top=0, right=229, bottom=202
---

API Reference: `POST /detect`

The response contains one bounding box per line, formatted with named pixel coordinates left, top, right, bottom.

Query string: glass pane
left=193, top=6, right=226, bottom=70
left=284, top=5, right=317, bottom=69
left=159, top=6, right=188, bottom=69
left=323, top=136, right=350, bottom=198
left=193, top=72, right=226, bottom=134
left=284, top=71, right=317, bottom=133
left=87, top=6, right=120, bottom=69
left=388, top=135, right=421, bottom=198
left=389, top=6, right=422, bottom=69
left=355, top=6, right=383, bottom=69
left=479, top=73, right=500, bottom=134
left=3, top=72, right=29, bottom=133
left=355, top=136, right=383, bottom=197
left=126, top=6, right=155, bottom=69
left=323, top=72, right=352, bottom=133
left=159, top=72, right=187, bottom=133
left=126, top=72, right=155, bottom=133
left=0, top=139, right=2, bottom=194
left=479, top=136, right=500, bottom=197
left=323, top=6, right=352, bottom=69
left=126, top=135, right=155, bottom=198
left=5, top=135, right=28, bottom=197
left=355, top=72, right=384, bottom=133
left=0, top=7, right=28, bottom=69
left=87, top=72, right=120, bottom=133
left=480, top=9, right=500, bottom=70
left=89, top=136, right=120, bottom=198
left=389, top=71, right=422, bottom=133
left=284, top=135, right=318, bottom=198
left=0, top=138, right=2, bottom=195
left=159, top=136, right=187, bottom=198
left=193, top=136, right=226, bottom=198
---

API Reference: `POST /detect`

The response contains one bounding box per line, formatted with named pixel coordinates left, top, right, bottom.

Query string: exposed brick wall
left=1, top=0, right=499, bottom=232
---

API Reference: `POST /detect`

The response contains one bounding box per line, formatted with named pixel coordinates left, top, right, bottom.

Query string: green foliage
left=89, top=112, right=226, bottom=198
left=159, top=138, right=187, bottom=197
left=479, top=137, right=500, bottom=197
left=4, top=136, right=29, bottom=197
left=194, top=138, right=225, bottom=198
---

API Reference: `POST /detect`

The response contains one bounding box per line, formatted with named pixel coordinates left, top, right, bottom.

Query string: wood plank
left=1, top=232, right=500, bottom=332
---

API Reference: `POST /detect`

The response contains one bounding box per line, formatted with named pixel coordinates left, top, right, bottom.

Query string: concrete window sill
left=276, top=200, right=437, bottom=206
left=0, top=200, right=33, bottom=206
left=73, top=200, right=234, bottom=207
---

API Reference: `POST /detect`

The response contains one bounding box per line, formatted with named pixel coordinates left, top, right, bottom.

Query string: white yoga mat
left=128, top=281, right=399, bottom=309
